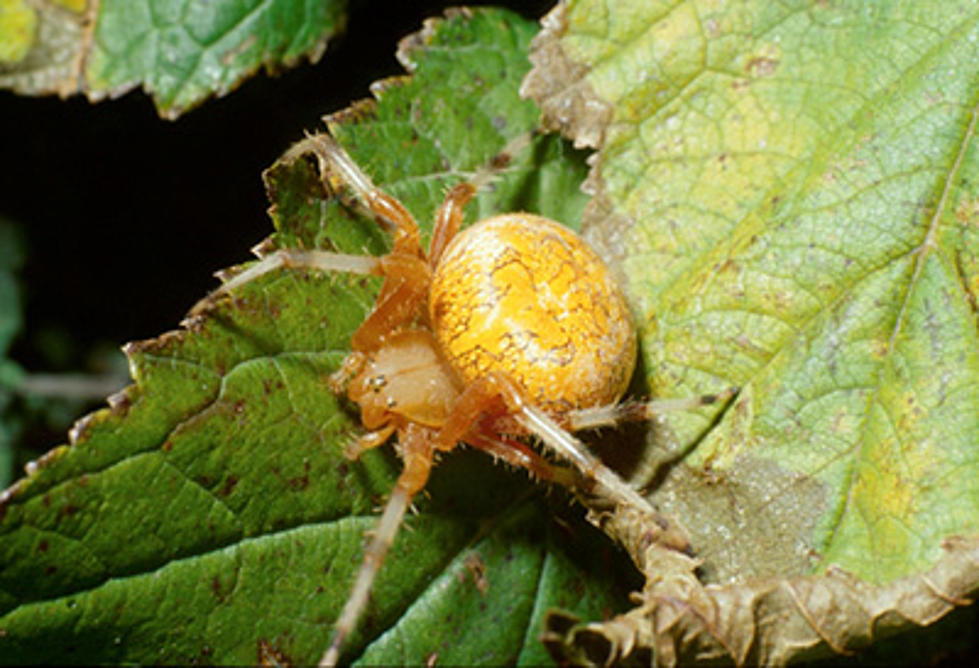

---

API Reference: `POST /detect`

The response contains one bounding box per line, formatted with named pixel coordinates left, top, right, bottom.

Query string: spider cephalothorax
left=210, top=133, right=730, bottom=666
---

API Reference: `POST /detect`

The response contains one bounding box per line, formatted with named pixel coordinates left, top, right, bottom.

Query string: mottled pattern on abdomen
left=429, top=214, right=636, bottom=412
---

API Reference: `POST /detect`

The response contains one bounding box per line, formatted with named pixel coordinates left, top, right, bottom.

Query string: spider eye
left=369, top=375, right=387, bottom=392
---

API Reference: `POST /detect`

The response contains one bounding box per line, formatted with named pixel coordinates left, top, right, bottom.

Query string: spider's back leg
left=565, top=386, right=739, bottom=431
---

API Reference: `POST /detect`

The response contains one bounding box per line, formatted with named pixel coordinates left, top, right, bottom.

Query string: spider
left=210, top=133, right=733, bottom=666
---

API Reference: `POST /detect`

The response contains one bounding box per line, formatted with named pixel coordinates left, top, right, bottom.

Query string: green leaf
left=0, top=0, right=346, bottom=118
left=523, top=0, right=979, bottom=663
left=0, top=8, right=635, bottom=665
left=530, top=0, right=979, bottom=586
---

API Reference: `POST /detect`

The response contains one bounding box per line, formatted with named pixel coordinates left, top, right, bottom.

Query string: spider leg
left=191, top=249, right=382, bottom=316
left=349, top=253, right=431, bottom=352
left=328, top=352, right=368, bottom=394
left=428, top=182, right=476, bottom=267
left=320, top=422, right=436, bottom=668
left=436, top=372, right=601, bottom=476
left=343, top=424, right=396, bottom=459
left=426, top=133, right=541, bottom=267
left=566, top=386, right=739, bottom=431
left=466, top=427, right=575, bottom=486
left=513, top=401, right=691, bottom=552
left=296, top=133, right=426, bottom=258
left=436, top=372, right=690, bottom=553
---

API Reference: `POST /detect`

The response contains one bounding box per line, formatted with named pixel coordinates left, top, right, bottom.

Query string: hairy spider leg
left=300, top=133, right=425, bottom=258
left=564, top=387, right=739, bottom=431
left=320, top=422, right=438, bottom=668
left=202, top=134, right=480, bottom=322
left=343, top=424, right=396, bottom=460
left=300, top=134, right=480, bottom=272
left=436, top=372, right=692, bottom=554
left=349, top=254, right=431, bottom=351
left=428, top=183, right=476, bottom=266
left=320, top=374, right=576, bottom=667
left=466, top=427, right=576, bottom=486
left=301, top=137, right=481, bottom=353
left=191, top=249, right=382, bottom=317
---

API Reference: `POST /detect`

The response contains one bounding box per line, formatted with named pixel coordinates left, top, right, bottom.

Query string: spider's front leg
left=299, top=133, right=480, bottom=268
left=320, top=421, right=437, bottom=668
left=349, top=253, right=431, bottom=352
left=190, top=248, right=383, bottom=317
left=297, top=133, right=425, bottom=258
left=192, top=134, right=417, bottom=315
left=429, top=182, right=476, bottom=267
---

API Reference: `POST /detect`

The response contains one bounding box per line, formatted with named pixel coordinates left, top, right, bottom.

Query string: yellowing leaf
left=525, top=0, right=979, bottom=663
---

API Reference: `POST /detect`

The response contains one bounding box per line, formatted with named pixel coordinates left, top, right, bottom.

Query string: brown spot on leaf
left=211, top=575, right=226, bottom=602
left=490, top=151, right=512, bottom=170
left=463, top=552, right=490, bottom=595
left=286, top=475, right=309, bottom=491
left=745, top=56, right=778, bottom=77
left=257, top=638, right=292, bottom=667
left=220, top=475, right=239, bottom=497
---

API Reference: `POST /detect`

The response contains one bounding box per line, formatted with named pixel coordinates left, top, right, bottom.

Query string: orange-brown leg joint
left=368, top=192, right=425, bottom=259
left=429, top=182, right=477, bottom=267
left=350, top=254, right=432, bottom=352
left=394, top=423, right=438, bottom=495
left=435, top=371, right=528, bottom=452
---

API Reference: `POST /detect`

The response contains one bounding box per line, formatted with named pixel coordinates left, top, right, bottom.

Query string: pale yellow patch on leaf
left=53, top=0, right=87, bottom=13
left=0, top=0, right=37, bottom=63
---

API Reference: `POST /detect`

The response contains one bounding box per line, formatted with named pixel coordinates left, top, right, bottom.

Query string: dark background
left=0, top=0, right=553, bottom=452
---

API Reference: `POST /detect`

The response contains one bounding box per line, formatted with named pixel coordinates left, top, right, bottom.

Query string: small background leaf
left=0, top=8, right=641, bottom=665
left=0, top=0, right=346, bottom=118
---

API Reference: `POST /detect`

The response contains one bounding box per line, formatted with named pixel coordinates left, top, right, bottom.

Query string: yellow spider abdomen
left=429, top=213, right=636, bottom=412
